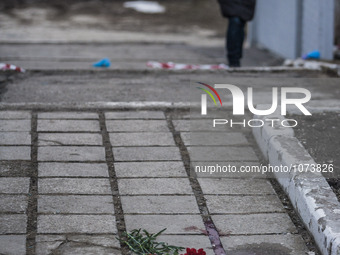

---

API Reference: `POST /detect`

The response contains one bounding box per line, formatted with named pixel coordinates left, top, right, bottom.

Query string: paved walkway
left=0, top=3, right=334, bottom=254
left=0, top=109, right=308, bottom=255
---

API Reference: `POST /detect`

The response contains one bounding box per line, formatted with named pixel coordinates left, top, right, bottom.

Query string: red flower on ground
left=181, top=248, right=206, bottom=255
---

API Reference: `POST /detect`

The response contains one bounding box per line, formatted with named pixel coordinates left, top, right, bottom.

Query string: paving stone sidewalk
left=0, top=109, right=309, bottom=255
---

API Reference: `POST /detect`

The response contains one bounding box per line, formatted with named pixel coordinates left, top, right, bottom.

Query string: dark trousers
left=226, top=16, right=246, bottom=67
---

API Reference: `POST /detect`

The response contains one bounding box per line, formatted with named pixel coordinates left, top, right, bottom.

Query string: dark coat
left=217, top=0, right=256, bottom=21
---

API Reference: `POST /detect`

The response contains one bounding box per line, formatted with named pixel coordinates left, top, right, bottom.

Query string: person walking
left=217, top=0, right=256, bottom=67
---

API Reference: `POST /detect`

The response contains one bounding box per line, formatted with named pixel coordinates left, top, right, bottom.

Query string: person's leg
left=226, top=16, right=246, bottom=67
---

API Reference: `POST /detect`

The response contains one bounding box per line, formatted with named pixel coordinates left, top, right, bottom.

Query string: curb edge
left=252, top=109, right=340, bottom=255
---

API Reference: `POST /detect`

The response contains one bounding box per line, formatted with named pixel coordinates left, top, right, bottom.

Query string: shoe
left=228, top=60, right=241, bottom=67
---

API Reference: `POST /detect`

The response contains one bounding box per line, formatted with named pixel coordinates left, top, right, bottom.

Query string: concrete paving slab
left=173, top=120, right=219, bottom=132
left=105, top=111, right=165, bottom=119
left=157, top=235, right=214, bottom=255
left=121, top=195, right=199, bottom=214
left=0, top=215, right=27, bottom=234
left=181, top=132, right=249, bottom=146
left=68, top=235, right=120, bottom=248
left=188, top=146, right=258, bottom=161
left=38, top=133, right=102, bottom=146
left=43, top=244, right=122, bottom=255
left=114, top=162, right=187, bottom=178
left=38, top=112, right=99, bottom=119
left=110, top=132, right=175, bottom=146
left=0, top=195, right=28, bottom=213
left=35, top=234, right=121, bottom=255
left=0, top=146, right=31, bottom=160
left=38, top=178, right=112, bottom=194
left=106, top=120, right=169, bottom=132
left=212, top=213, right=297, bottom=235
left=0, top=132, right=31, bottom=145
left=125, top=215, right=205, bottom=234
left=0, top=120, right=31, bottom=132
left=38, top=162, right=109, bottom=177
left=0, top=111, right=31, bottom=119
left=0, top=235, right=26, bottom=255
left=220, top=234, right=308, bottom=255
left=113, top=146, right=181, bottom=161
left=38, top=146, right=106, bottom=161
left=37, top=119, right=100, bottom=132
left=38, top=195, right=115, bottom=214
left=0, top=161, right=33, bottom=177
left=37, top=215, right=117, bottom=234
left=118, top=178, right=193, bottom=195
left=205, top=195, right=285, bottom=214
left=198, top=178, right=276, bottom=195
left=0, top=177, right=30, bottom=194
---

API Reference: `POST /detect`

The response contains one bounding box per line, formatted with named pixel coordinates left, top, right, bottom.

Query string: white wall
left=250, top=0, right=334, bottom=60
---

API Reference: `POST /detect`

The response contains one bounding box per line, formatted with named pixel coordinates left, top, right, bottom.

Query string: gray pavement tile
left=35, top=234, right=71, bottom=255
left=38, top=215, right=117, bottom=234
left=105, top=111, right=165, bottom=119
left=67, top=235, right=120, bottom=248
left=188, top=146, right=258, bottom=161
left=181, top=132, right=249, bottom=146
left=0, top=111, right=31, bottom=119
left=198, top=178, right=276, bottom=195
left=38, top=178, right=112, bottom=194
left=39, top=244, right=121, bottom=255
left=110, top=132, right=175, bottom=146
left=118, top=178, right=192, bottom=195
left=125, top=215, right=205, bottom=234
left=38, top=133, right=102, bottom=146
left=0, top=235, right=26, bottom=255
left=121, top=195, right=199, bottom=214
left=0, top=120, right=31, bottom=132
left=38, top=112, right=99, bottom=119
left=38, top=162, right=109, bottom=177
left=38, top=146, right=106, bottom=161
left=114, top=162, right=187, bottom=178
left=0, top=177, right=30, bottom=194
left=106, top=120, right=169, bottom=132
left=0, top=146, right=31, bottom=161
left=0, top=215, right=27, bottom=234
left=0, top=195, right=28, bottom=213
left=0, top=132, right=31, bottom=145
left=113, top=146, right=181, bottom=161
left=0, top=146, right=31, bottom=160
left=212, top=213, right=297, bottom=235
left=37, top=120, right=100, bottom=132
left=35, top=235, right=120, bottom=253
left=205, top=195, right=284, bottom=214
left=221, top=234, right=308, bottom=255
left=173, top=120, right=227, bottom=132
left=38, top=195, right=114, bottom=214
left=157, top=235, right=214, bottom=255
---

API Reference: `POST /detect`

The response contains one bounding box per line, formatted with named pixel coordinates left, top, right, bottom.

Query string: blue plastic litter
left=93, top=58, right=111, bottom=68
left=302, top=50, right=320, bottom=60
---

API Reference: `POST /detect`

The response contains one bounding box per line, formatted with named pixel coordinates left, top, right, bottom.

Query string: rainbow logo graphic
left=196, top=82, right=223, bottom=107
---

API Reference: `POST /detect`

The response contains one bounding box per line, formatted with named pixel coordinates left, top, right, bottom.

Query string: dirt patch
left=292, top=112, right=340, bottom=201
